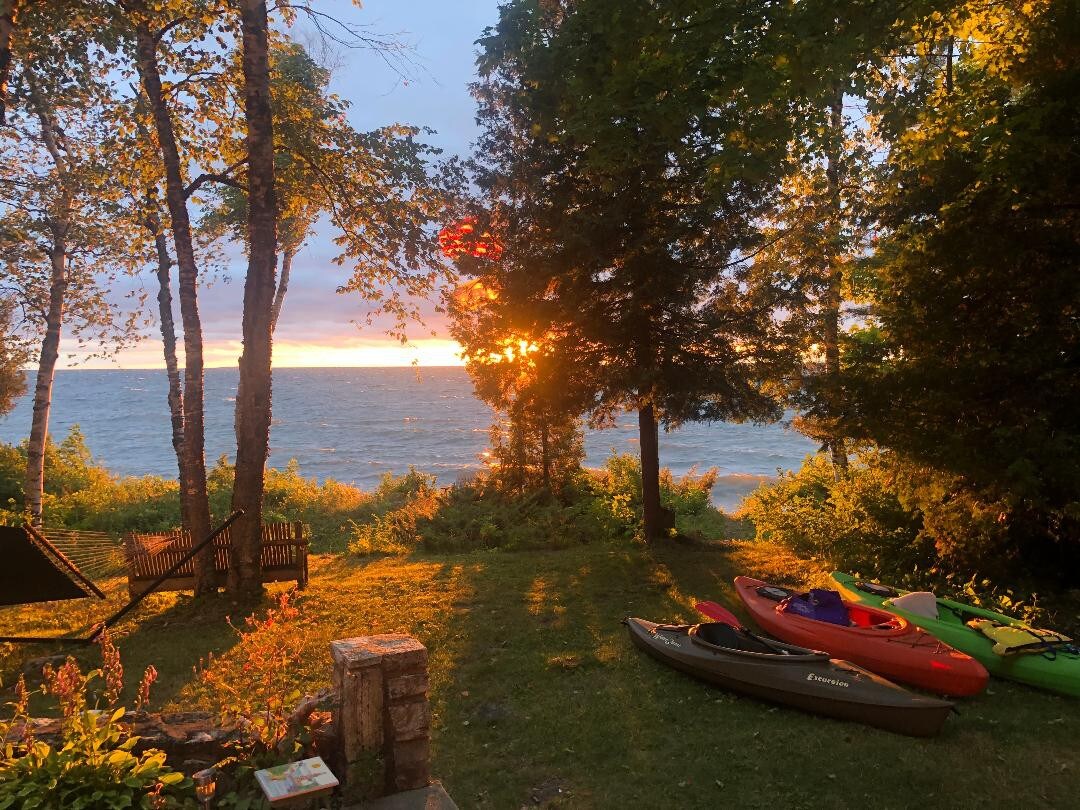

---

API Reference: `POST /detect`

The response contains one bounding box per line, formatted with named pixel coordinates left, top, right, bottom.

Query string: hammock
left=0, top=525, right=107, bottom=607
left=0, top=511, right=242, bottom=645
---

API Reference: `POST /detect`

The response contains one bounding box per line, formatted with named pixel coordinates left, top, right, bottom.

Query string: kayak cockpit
left=688, top=622, right=829, bottom=661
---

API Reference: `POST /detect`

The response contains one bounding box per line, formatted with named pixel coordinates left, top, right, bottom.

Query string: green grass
left=3, top=539, right=1079, bottom=808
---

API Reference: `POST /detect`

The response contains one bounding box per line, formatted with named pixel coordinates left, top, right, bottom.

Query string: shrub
left=0, top=636, right=192, bottom=810
left=195, top=591, right=308, bottom=753
left=588, top=452, right=721, bottom=534
left=209, top=456, right=377, bottom=551
left=415, top=481, right=625, bottom=552
left=349, top=488, right=444, bottom=555
left=742, top=447, right=1080, bottom=633
left=191, top=591, right=338, bottom=807
left=741, top=450, right=927, bottom=576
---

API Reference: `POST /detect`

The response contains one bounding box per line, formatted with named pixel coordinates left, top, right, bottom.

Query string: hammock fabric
left=0, top=524, right=105, bottom=607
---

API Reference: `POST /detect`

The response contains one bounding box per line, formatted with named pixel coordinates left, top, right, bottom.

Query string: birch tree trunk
left=146, top=206, right=186, bottom=493
left=229, top=0, right=277, bottom=596
left=22, top=75, right=71, bottom=527
left=823, top=85, right=848, bottom=474
left=130, top=11, right=214, bottom=592
left=269, top=246, right=293, bottom=333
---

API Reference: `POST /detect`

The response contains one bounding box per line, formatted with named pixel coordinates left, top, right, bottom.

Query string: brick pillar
left=330, top=635, right=431, bottom=797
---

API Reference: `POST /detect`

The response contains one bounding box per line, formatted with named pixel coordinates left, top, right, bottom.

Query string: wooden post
left=330, top=635, right=430, bottom=797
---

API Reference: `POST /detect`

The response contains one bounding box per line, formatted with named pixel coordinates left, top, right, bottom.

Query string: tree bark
left=269, top=246, right=292, bottom=333
left=146, top=204, right=186, bottom=493
left=822, top=84, right=847, bottom=474
left=130, top=11, right=214, bottom=592
left=638, top=403, right=663, bottom=540
left=22, top=74, right=71, bottom=527
left=229, top=0, right=277, bottom=597
left=945, top=36, right=954, bottom=95
left=0, top=0, right=21, bottom=127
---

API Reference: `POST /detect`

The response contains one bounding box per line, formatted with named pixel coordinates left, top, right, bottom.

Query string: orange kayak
left=733, top=576, right=989, bottom=697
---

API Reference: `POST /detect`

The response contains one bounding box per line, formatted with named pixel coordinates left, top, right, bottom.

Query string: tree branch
left=184, top=157, right=248, bottom=198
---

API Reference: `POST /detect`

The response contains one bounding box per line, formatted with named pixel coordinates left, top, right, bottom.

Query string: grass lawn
left=3, top=537, right=1078, bottom=808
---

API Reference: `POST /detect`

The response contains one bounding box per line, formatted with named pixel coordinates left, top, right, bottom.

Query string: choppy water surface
left=0, top=367, right=817, bottom=511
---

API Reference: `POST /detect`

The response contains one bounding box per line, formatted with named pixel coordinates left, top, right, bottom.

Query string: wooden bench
left=123, top=522, right=309, bottom=597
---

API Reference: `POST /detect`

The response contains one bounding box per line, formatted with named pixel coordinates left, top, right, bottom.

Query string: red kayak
left=732, top=576, right=989, bottom=697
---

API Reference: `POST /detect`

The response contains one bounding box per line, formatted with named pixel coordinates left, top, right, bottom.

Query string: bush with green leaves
left=347, top=454, right=728, bottom=555
left=741, top=449, right=927, bottom=575
left=589, top=452, right=720, bottom=534
left=0, top=637, right=193, bottom=810
left=413, top=481, right=625, bottom=552
left=742, top=447, right=1080, bottom=633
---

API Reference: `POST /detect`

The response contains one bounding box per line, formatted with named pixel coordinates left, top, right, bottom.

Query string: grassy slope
left=3, top=540, right=1079, bottom=808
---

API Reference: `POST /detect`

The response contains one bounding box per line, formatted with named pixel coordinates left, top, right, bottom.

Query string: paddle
left=695, top=601, right=745, bottom=629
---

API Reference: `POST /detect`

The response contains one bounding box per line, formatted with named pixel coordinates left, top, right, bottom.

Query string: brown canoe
left=625, top=617, right=953, bottom=737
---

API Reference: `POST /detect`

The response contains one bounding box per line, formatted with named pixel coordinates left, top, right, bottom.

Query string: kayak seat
left=694, top=622, right=777, bottom=655
left=757, top=585, right=797, bottom=602
left=847, top=605, right=900, bottom=629
left=889, top=591, right=939, bottom=620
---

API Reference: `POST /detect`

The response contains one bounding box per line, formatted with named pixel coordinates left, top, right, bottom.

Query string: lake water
left=0, top=367, right=817, bottom=511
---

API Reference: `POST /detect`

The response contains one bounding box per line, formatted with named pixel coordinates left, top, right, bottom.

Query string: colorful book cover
left=254, top=756, right=339, bottom=802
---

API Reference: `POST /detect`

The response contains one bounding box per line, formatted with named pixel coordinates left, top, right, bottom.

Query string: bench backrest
left=124, top=522, right=306, bottom=580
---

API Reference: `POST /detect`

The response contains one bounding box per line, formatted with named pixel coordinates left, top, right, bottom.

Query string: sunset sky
left=67, top=0, right=500, bottom=370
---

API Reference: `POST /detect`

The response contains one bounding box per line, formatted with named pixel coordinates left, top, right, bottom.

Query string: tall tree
left=228, top=0, right=278, bottom=596
left=748, top=86, right=875, bottom=477
left=1, top=6, right=143, bottom=524
left=0, top=0, right=22, bottom=126
left=121, top=0, right=236, bottom=591
left=202, top=40, right=458, bottom=338
left=472, top=0, right=796, bottom=538
left=848, top=0, right=1080, bottom=570
left=19, top=71, right=72, bottom=526
left=448, top=276, right=585, bottom=495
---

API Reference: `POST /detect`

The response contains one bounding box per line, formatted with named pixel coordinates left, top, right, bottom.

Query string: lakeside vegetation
left=1, top=0, right=1077, bottom=806
left=3, top=459, right=1080, bottom=806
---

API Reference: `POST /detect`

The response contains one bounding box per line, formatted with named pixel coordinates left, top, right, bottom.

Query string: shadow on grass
left=424, top=542, right=734, bottom=807
left=419, top=541, right=1080, bottom=809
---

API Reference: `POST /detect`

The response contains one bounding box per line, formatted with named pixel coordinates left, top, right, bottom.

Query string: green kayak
left=830, top=572, right=1080, bottom=698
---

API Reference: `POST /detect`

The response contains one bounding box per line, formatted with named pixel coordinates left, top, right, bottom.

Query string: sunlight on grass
left=5, top=544, right=1079, bottom=808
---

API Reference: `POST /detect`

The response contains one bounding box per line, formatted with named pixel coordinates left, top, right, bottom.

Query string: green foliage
left=346, top=453, right=726, bottom=555
left=844, top=0, right=1080, bottom=566
left=348, top=476, right=443, bottom=555
left=410, top=482, right=625, bottom=553
left=207, top=455, right=379, bottom=551
left=0, top=714, right=190, bottom=810
left=742, top=450, right=927, bottom=576
left=484, top=409, right=585, bottom=497
left=590, top=453, right=719, bottom=534
left=0, top=427, right=182, bottom=531
left=0, top=648, right=192, bottom=810
left=0, top=303, right=26, bottom=419
left=743, top=447, right=1080, bottom=631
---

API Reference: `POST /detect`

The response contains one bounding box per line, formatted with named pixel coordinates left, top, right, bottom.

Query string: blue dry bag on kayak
left=783, top=589, right=850, bottom=626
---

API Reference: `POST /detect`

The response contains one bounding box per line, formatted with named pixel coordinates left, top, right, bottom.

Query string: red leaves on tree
left=439, top=218, right=503, bottom=261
